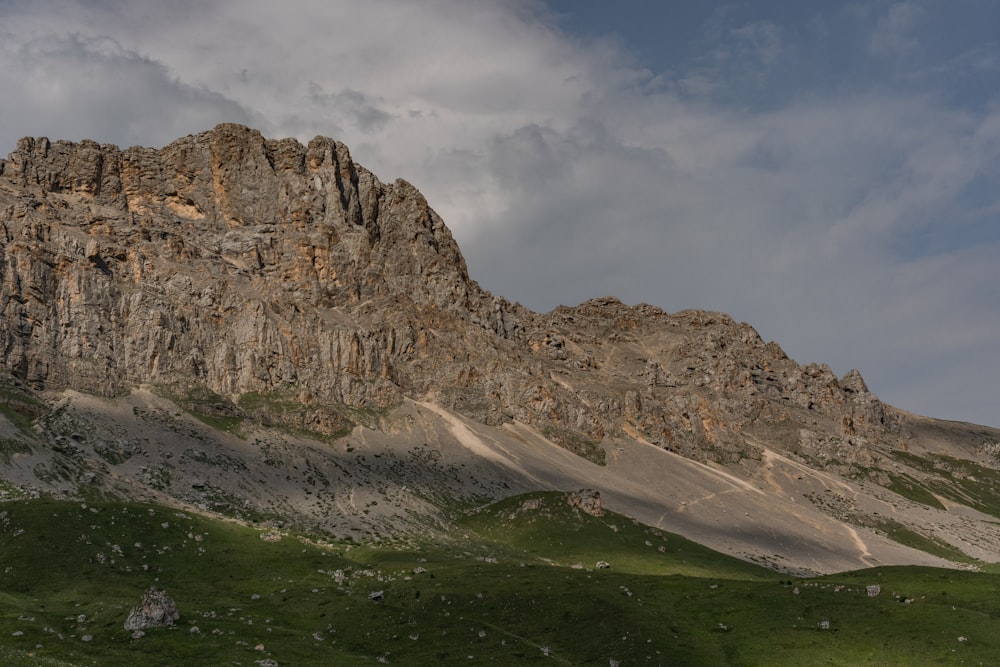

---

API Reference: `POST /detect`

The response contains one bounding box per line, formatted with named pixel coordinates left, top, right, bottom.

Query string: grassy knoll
left=0, top=493, right=998, bottom=665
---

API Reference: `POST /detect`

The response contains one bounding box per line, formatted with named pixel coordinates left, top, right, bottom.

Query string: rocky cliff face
left=4, top=125, right=1000, bottom=573
left=1, top=125, right=517, bottom=403
left=0, top=124, right=904, bottom=465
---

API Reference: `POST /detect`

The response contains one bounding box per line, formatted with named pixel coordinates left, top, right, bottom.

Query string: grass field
left=1, top=492, right=998, bottom=665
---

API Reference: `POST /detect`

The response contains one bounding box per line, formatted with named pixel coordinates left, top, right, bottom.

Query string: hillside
left=3, top=493, right=1000, bottom=666
left=2, top=124, right=1000, bottom=575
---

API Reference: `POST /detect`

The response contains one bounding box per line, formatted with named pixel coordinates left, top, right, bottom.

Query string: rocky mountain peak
left=1, top=125, right=907, bottom=467
left=1, top=123, right=475, bottom=310
left=0, top=125, right=912, bottom=462
left=1, top=125, right=532, bottom=402
left=3, top=126, right=1000, bottom=575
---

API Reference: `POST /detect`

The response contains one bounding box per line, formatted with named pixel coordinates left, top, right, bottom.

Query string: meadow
left=0, top=491, right=997, bottom=665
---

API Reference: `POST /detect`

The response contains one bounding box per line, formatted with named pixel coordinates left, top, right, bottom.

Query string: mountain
left=2, top=123, right=999, bottom=575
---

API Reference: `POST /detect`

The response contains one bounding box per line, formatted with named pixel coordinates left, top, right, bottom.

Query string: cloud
left=730, top=21, right=783, bottom=66
left=0, top=0, right=997, bottom=427
left=459, top=86, right=1000, bottom=424
left=0, top=32, right=255, bottom=148
left=304, top=85, right=395, bottom=133
left=868, top=1, right=926, bottom=56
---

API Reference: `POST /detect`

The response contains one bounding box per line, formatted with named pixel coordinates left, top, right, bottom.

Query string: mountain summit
left=2, top=124, right=999, bottom=574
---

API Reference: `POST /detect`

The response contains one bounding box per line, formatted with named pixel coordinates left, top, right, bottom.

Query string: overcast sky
left=1, top=0, right=998, bottom=428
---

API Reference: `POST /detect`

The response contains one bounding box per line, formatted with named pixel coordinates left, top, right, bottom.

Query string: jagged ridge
left=4, top=125, right=1000, bottom=573
left=0, top=124, right=909, bottom=464
left=0, top=125, right=520, bottom=404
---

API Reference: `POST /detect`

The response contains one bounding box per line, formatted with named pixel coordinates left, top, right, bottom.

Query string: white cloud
left=730, top=21, right=783, bottom=65
left=868, top=1, right=926, bottom=56
left=0, top=0, right=998, bottom=427
left=0, top=31, right=255, bottom=148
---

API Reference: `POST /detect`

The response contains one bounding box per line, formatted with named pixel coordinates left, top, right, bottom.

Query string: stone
left=520, top=498, right=542, bottom=511
left=567, top=489, right=603, bottom=517
left=123, top=588, right=180, bottom=631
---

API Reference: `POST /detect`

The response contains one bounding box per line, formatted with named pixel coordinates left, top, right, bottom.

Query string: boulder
left=568, top=489, right=603, bottom=517
left=123, top=587, right=180, bottom=631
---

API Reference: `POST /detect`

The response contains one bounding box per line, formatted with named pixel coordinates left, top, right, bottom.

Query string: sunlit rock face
left=4, top=124, right=1000, bottom=575
left=0, top=123, right=902, bottom=461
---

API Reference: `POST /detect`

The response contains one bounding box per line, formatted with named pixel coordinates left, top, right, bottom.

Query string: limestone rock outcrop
left=568, top=489, right=603, bottom=516
left=5, top=125, right=1000, bottom=574
left=1, top=124, right=903, bottom=467
left=123, top=588, right=180, bottom=631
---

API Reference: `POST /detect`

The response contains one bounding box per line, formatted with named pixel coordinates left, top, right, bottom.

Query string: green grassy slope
left=1, top=493, right=998, bottom=666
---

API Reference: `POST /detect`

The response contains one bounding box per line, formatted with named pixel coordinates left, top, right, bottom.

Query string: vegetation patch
left=459, top=491, right=778, bottom=580
left=329, top=402, right=389, bottom=433
left=541, top=427, right=607, bottom=466
left=883, top=472, right=947, bottom=510
left=239, top=390, right=356, bottom=442
left=866, top=516, right=974, bottom=564
left=891, top=451, right=1000, bottom=520
left=0, top=479, right=30, bottom=500
left=151, top=384, right=358, bottom=442
left=0, top=438, right=32, bottom=466
left=155, top=383, right=245, bottom=436
left=0, top=378, right=46, bottom=436
left=2, top=493, right=1000, bottom=665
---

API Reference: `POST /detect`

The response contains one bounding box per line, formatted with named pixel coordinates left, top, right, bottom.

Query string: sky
left=0, top=0, right=998, bottom=429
